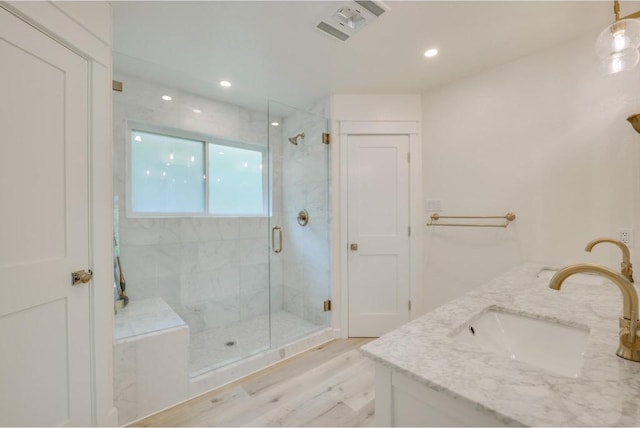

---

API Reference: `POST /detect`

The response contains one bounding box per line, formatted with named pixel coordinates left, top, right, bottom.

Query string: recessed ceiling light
left=271, top=122, right=280, bottom=127
left=162, top=95, right=172, bottom=101
left=219, top=80, right=232, bottom=88
left=424, top=48, right=439, bottom=58
left=193, top=109, right=202, bottom=114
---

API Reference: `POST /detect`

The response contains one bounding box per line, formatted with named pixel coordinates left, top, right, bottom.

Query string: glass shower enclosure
left=112, top=67, right=330, bottom=378
left=267, top=101, right=331, bottom=348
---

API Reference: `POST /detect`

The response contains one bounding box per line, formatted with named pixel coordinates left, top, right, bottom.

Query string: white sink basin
left=453, top=307, right=590, bottom=377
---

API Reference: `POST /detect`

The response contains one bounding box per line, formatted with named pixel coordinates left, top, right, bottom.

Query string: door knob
left=350, top=243, right=358, bottom=251
left=71, top=269, right=93, bottom=286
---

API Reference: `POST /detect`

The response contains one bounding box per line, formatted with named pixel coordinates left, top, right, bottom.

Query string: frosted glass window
left=131, top=131, right=205, bottom=213
left=129, top=127, right=266, bottom=216
left=209, top=144, right=265, bottom=215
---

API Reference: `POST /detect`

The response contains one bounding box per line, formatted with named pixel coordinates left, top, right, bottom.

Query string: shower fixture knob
left=297, top=209, right=309, bottom=226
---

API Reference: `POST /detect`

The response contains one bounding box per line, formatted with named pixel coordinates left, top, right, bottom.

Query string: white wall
left=332, top=94, right=422, bottom=121
left=422, top=32, right=640, bottom=313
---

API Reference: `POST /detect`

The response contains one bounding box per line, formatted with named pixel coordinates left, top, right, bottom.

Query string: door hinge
left=322, top=133, right=330, bottom=145
left=408, top=226, right=411, bottom=237
left=409, top=300, right=412, bottom=311
left=323, top=300, right=332, bottom=312
left=407, top=152, right=410, bottom=163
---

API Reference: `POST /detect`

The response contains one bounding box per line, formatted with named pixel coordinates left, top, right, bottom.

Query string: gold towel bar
left=427, top=213, right=516, bottom=228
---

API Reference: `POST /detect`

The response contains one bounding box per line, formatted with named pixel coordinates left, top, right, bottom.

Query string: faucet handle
left=622, top=261, right=634, bottom=283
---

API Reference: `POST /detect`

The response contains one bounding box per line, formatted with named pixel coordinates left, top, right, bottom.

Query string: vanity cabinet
left=363, top=265, right=640, bottom=426
left=374, top=363, right=507, bottom=427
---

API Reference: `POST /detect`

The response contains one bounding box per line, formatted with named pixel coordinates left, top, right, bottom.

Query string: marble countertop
left=361, top=264, right=640, bottom=426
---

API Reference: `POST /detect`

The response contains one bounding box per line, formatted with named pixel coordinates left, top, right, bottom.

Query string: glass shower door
left=112, top=59, right=274, bottom=377
left=267, top=101, right=331, bottom=347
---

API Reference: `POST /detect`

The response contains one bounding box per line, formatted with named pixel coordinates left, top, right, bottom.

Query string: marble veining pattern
left=361, top=264, right=640, bottom=426
left=280, top=107, right=330, bottom=327
left=113, top=298, right=189, bottom=426
left=114, top=297, right=186, bottom=340
left=113, top=77, right=332, bottom=401
left=113, top=74, right=284, bottom=339
left=113, top=75, right=333, bottom=341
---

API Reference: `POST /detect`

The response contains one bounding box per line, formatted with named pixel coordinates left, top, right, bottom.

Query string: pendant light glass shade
left=598, top=47, right=640, bottom=74
left=596, top=19, right=640, bottom=57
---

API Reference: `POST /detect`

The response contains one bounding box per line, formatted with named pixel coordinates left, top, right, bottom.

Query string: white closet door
left=0, top=8, right=92, bottom=426
left=347, top=134, right=410, bottom=337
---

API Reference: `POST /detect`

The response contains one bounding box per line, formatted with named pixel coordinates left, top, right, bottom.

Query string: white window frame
left=126, top=121, right=268, bottom=218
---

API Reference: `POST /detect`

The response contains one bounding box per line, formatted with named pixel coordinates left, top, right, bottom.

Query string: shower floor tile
left=189, top=310, right=320, bottom=377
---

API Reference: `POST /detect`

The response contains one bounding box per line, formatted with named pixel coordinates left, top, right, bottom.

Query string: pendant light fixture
left=595, top=0, right=640, bottom=74
left=627, top=114, right=640, bottom=133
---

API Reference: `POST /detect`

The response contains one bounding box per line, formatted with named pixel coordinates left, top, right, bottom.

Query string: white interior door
left=0, top=8, right=92, bottom=426
left=347, top=134, right=410, bottom=337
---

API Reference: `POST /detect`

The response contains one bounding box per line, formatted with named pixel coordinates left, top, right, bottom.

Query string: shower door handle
left=272, top=226, right=283, bottom=254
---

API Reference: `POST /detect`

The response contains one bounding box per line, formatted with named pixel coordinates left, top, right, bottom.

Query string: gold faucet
left=549, top=263, right=640, bottom=362
left=585, top=237, right=634, bottom=283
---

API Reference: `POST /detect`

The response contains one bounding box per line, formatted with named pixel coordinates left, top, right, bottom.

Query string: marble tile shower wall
left=113, top=74, right=283, bottom=334
left=281, top=111, right=330, bottom=327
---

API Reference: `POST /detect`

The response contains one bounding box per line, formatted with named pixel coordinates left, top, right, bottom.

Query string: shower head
left=288, top=132, right=305, bottom=145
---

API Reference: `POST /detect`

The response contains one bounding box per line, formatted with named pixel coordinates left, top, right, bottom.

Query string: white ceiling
left=111, top=1, right=640, bottom=111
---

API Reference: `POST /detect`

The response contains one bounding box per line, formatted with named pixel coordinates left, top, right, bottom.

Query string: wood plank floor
left=132, top=338, right=376, bottom=427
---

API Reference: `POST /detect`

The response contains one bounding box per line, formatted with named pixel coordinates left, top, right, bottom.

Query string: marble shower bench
left=113, top=298, right=189, bottom=426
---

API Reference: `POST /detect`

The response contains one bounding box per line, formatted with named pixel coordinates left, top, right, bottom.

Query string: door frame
left=1, top=2, right=116, bottom=425
left=336, top=121, right=422, bottom=338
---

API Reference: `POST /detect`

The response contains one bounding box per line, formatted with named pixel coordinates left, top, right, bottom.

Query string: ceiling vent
left=316, top=1, right=388, bottom=42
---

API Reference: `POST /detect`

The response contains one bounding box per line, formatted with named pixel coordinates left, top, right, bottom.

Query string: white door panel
left=347, top=134, right=410, bottom=337
left=0, top=8, right=92, bottom=426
